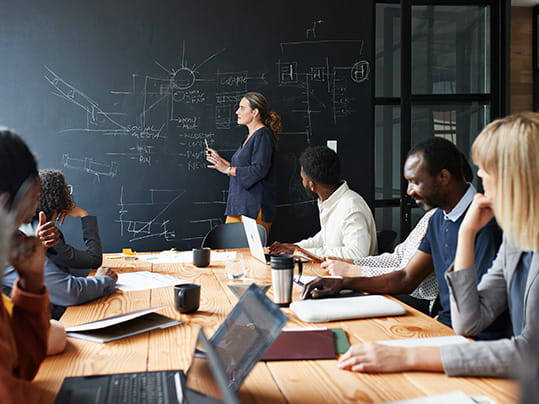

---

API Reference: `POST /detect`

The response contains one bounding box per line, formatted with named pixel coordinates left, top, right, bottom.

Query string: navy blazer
left=224, top=127, right=276, bottom=222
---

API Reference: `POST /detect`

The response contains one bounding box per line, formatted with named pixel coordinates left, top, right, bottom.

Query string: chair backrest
left=201, top=222, right=267, bottom=249
left=376, top=230, right=397, bottom=254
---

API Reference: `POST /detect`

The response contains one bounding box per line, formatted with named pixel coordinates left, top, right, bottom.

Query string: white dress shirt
left=297, top=181, right=377, bottom=259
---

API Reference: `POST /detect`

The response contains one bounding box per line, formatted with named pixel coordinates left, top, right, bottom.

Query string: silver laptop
left=55, top=284, right=287, bottom=404
left=241, top=215, right=271, bottom=264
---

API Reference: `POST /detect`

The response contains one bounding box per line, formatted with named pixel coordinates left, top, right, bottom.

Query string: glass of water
left=225, top=253, right=245, bottom=280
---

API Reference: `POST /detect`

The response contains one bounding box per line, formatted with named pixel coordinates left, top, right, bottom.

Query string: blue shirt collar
left=443, top=184, right=476, bottom=222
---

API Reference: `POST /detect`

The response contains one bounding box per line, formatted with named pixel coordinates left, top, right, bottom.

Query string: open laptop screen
left=209, top=284, right=288, bottom=391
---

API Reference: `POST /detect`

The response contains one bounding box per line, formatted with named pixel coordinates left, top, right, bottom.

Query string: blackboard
left=0, top=0, right=374, bottom=252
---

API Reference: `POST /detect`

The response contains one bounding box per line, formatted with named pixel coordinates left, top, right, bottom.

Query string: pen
left=204, top=138, right=209, bottom=149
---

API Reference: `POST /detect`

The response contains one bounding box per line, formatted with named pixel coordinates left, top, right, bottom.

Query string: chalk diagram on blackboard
left=116, top=187, right=185, bottom=242
left=277, top=20, right=370, bottom=143
left=44, top=41, right=226, bottom=171
left=62, top=154, right=119, bottom=181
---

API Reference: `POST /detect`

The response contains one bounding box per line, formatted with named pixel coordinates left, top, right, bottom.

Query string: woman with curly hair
left=21, top=169, right=102, bottom=275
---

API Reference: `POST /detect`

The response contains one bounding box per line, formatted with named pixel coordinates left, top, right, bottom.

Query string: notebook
left=290, top=295, right=406, bottom=323
left=55, top=284, right=288, bottom=404
left=262, top=328, right=335, bottom=360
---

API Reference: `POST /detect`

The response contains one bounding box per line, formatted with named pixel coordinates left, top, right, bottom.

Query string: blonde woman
left=338, top=113, right=539, bottom=378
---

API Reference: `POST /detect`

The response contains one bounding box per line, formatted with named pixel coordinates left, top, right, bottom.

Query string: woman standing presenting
left=206, top=92, right=281, bottom=236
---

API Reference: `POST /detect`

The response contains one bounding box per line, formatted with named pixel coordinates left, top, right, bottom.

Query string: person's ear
left=0, top=192, right=11, bottom=211
left=437, top=169, right=451, bottom=185
left=252, top=108, right=260, bottom=118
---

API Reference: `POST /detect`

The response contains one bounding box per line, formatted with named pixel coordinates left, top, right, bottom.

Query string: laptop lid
left=185, top=328, right=240, bottom=404
left=209, top=284, right=288, bottom=391
left=241, top=215, right=267, bottom=264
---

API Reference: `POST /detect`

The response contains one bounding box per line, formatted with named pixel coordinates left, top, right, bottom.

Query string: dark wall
left=0, top=0, right=374, bottom=252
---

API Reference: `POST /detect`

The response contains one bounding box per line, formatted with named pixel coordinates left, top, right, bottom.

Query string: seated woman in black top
left=20, top=169, right=102, bottom=276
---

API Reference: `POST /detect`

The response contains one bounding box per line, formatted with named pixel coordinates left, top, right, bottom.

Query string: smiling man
left=301, top=137, right=509, bottom=340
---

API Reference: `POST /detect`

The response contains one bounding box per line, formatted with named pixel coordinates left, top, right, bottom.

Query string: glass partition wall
left=374, top=0, right=508, bottom=240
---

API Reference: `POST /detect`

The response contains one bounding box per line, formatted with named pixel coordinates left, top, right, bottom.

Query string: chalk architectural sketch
left=117, top=187, right=185, bottom=242
left=44, top=26, right=370, bottom=246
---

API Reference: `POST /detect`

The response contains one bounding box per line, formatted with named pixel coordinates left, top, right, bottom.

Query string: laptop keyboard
left=107, top=371, right=172, bottom=403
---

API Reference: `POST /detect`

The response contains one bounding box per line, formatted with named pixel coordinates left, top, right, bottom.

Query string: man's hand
left=36, top=211, right=60, bottom=248
left=337, top=342, right=410, bottom=373
left=11, top=232, right=45, bottom=294
left=300, top=276, right=344, bottom=299
left=96, top=267, right=118, bottom=282
left=321, top=259, right=361, bottom=277
left=269, top=241, right=297, bottom=255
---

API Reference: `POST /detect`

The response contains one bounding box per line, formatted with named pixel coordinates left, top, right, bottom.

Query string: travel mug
left=270, top=254, right=303, bottom=307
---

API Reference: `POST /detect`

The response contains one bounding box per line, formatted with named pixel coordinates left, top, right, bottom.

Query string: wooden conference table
left=34, top=250, right=518, bottom=403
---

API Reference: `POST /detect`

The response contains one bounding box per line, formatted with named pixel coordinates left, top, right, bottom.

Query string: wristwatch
left=226, top=166, right=232, bottom=176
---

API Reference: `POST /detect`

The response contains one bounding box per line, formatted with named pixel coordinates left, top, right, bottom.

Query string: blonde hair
left=472, top=112, right=539, bottom=250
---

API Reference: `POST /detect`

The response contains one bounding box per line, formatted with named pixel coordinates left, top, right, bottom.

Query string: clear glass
left=411, top=5, right=490, bottom=94
left=375, top=106, right=401, bottom=200
left=375, top=207, right=401, bottom=244
left=225, top=253, right=245, bottom=280
left=375, top=3, right=401, bottom=98
left=411, top=102, right=490, bottom=188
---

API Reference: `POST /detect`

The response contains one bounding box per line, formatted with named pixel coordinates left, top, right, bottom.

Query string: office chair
left=201, top=222, right=267, bottom=249
left=376, top=229, right=397, bottom=254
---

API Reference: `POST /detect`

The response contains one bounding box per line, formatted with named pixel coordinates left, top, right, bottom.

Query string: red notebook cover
left=262, top=328, right=335, bottom=361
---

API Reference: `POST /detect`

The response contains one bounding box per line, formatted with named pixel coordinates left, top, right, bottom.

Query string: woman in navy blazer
left=206, top=92, right=281, bottom=236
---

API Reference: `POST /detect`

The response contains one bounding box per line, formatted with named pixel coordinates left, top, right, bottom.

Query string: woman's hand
left=11, top=232, right=45, bottom=294
left=206, top=147, right=231, bottom=174
left=460, top=193, right=494, bottom=235
left=321, top=259, right=361, bottom=277
left=36, top=211, right=60, bottom=248
left=338, top=343, right=443, bottom=373
left=322, top=256, right=354, bottom=264
left=338, top=342, right=411, bottom=373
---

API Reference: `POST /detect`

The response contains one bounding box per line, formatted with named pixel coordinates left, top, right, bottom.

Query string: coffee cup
left=270, top=254, right=303, bottom=307
left=174, top=283, right=200, bottom=313
left=192, top=247, right=211, bottom=267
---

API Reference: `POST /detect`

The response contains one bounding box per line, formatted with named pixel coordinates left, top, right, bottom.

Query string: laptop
left=241, top=215, right=271, bottom=264
left=55, top=284, right=288, bottom=404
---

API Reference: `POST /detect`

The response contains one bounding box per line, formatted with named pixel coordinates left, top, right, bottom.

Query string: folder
left=65, top=306, right=182, bottom=343
left=262, top=328, right=335, bottom=361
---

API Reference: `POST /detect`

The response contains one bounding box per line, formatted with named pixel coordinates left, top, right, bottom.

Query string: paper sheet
left=377, top=335, right=470, bottom=347
left=115, top=271, right=189, bottom=291
left=380, top=390, right=493, bottom=404
left=137, top=250, right=237, bottom=264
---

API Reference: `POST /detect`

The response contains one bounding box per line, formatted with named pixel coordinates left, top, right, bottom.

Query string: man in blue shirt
left=301, top=137, right=509, bottom=340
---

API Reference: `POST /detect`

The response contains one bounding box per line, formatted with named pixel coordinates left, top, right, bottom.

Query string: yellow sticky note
left=122, top=248, right=136, bottom=256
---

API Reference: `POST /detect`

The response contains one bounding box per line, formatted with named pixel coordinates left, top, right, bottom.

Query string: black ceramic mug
left=192, top=247, right=211, bottom=267
left=174, top=283, right=201, bottom=313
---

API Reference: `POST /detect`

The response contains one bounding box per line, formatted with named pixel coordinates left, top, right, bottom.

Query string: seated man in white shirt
left=269, top=146, right=377, bottom=259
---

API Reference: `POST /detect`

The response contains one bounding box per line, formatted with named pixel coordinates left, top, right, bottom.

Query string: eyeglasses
left=66, top=184, right=73, bottom=195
